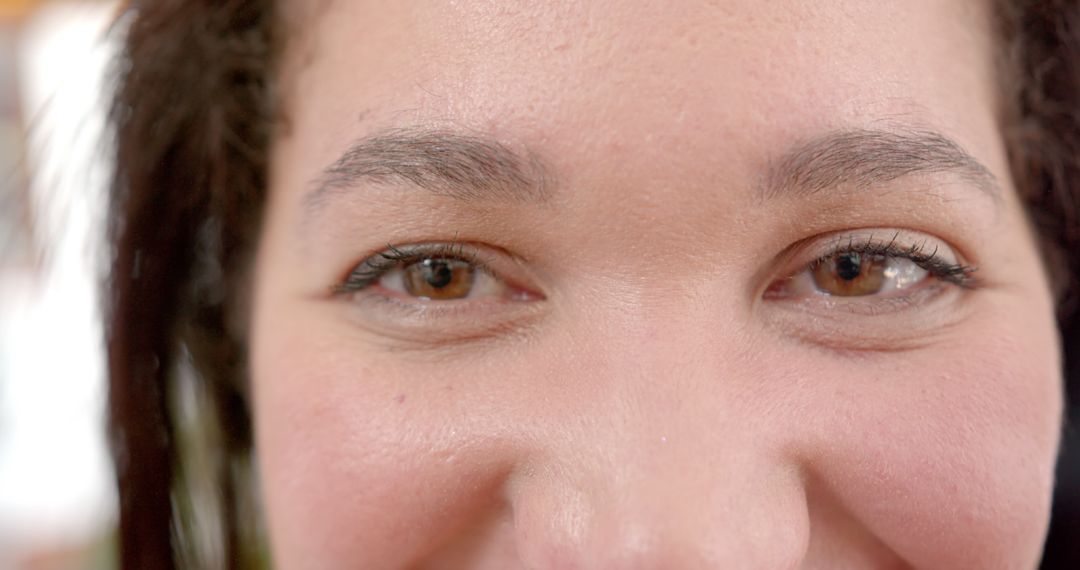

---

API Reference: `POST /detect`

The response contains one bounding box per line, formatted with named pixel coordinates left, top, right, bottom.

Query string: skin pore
left=251, top=0, right=1062, bottom=568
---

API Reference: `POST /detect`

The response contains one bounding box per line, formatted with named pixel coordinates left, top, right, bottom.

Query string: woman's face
left=252, top=1, right=1062, bottom=567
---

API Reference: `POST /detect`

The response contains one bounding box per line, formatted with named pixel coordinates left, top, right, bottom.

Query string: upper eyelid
left=790, top=230, right=962, bottom=266
left=336, top=242, right=501, bottom=294
left=816, top=234, right=972, bottom=272
left=372, top=243, right=482, bottom=269
left=362, top=243, right=481, bottom=268
left=812, top=231, right=941, bottom=257
left=814, top=240, right=942, bottom=268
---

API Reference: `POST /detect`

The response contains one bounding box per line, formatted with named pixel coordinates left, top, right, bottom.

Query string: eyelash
left=333, top=233, right=977, bottom=300
left=804, top=233, right=977, bottom=288
left=334, top=242, right=491, bottom=294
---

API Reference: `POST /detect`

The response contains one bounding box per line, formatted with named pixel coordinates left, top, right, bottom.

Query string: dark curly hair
left=104, top=1, right=1080, bottom=568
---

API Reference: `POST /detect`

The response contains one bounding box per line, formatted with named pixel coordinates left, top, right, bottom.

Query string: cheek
left=792, top=308, right=1062, bottom=568
left=250, top=269, right=1062, bottom=569
left=251, top=329, right=521, bottom=569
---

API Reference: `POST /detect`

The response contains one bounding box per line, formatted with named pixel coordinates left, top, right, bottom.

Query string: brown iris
left=402, top=258, right=476, bottom=299
left=811, top=252, right=888, bottom=296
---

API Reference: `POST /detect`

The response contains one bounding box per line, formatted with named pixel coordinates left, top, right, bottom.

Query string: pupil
left=423, top=260, right=454, bottom=288
left=835, top=253, right=862, bottom=281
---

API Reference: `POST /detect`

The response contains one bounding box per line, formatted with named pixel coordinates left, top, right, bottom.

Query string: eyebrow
left=304, top=125, right=998, bottom=223
left=764, top=127, right=1000, bottom=201
left=305, top=127, right=550, bottom=212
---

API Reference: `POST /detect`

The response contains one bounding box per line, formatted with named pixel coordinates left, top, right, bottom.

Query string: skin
left=251, top=0, right=1063, bottom=568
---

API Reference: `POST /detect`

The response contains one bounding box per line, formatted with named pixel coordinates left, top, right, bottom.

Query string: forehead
left=276, top=0, right=1001, bottom=193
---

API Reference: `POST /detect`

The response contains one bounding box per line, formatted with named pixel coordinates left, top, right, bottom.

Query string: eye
left=382, top=256, right=500, bottom=300
left=397, top=258, right=476, bottom=299
left=767, top=232, right=976, bottom=301
left=806, top=252, right=926, bottom=297
left=335, top=242, right=535, bottom=302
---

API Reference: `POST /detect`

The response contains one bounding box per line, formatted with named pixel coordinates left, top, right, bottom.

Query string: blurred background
left=0, top=1, right=1077, bottom=569
left=0, top=0, right=116, bottom=568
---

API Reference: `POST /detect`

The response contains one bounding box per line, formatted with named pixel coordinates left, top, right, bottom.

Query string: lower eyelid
left=762, top=282, right=974, bottom=353
left=334, top=286, right=550, bottom=347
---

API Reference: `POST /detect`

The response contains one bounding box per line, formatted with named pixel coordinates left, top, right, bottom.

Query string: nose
left=506, top=315, right=812, bottom=569
left=509, top=446, right=810, bottom=569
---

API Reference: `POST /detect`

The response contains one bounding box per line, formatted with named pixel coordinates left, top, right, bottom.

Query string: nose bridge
left=509, top=310, right=810, bottom=568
